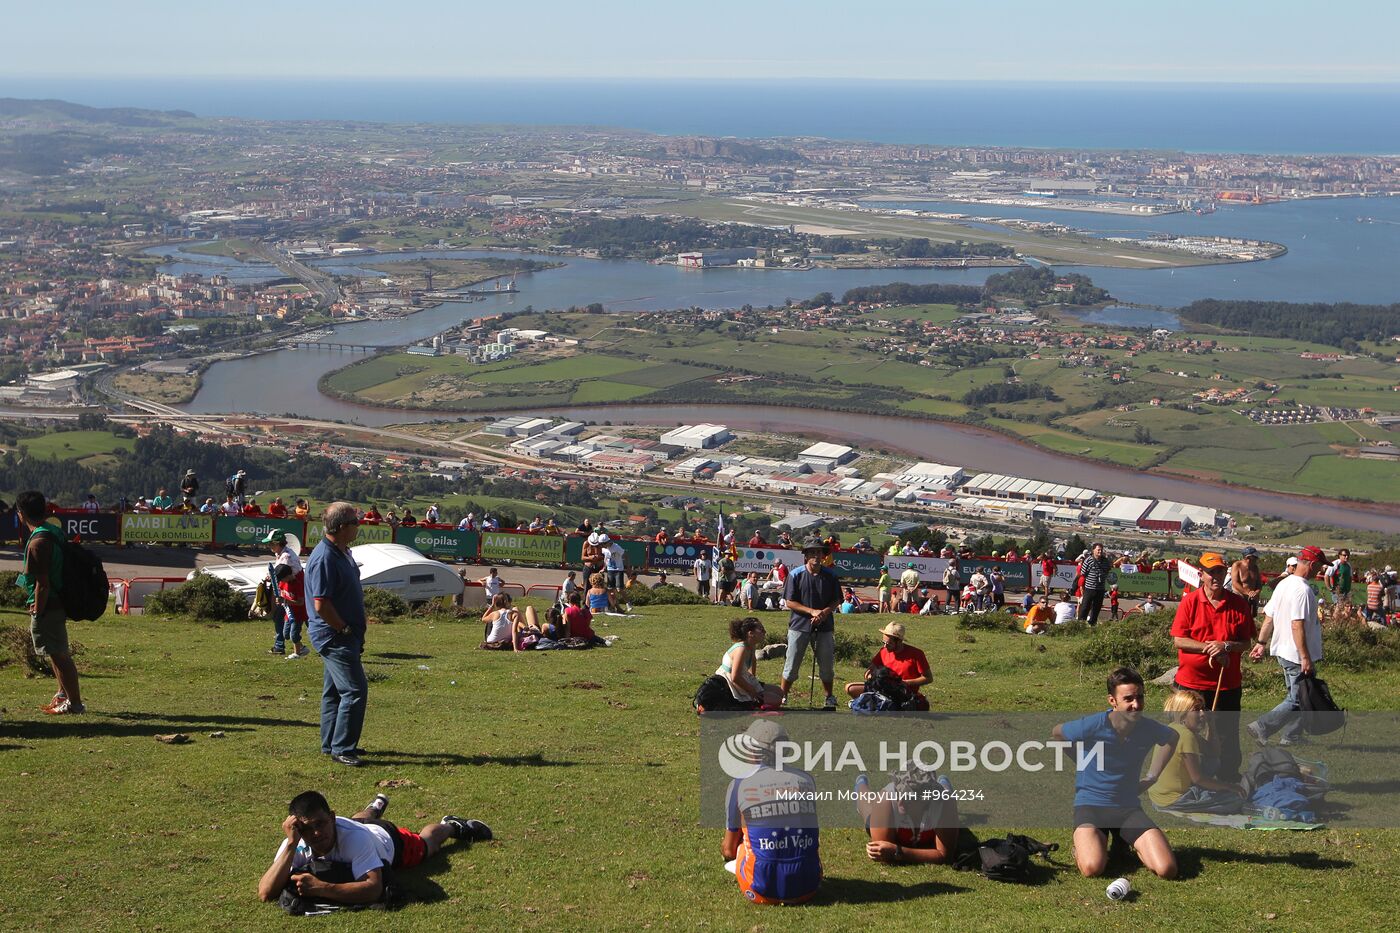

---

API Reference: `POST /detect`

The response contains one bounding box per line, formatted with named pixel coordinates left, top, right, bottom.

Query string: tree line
left=1176, top=299, right=1398, bottom=350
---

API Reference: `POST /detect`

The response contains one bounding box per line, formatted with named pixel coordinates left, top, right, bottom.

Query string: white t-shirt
left=694, top=558, right=711, bottom=580
left=1264, top=574, right=1323, bottom=665
left=482, top=575, right=503, bottom=598
left=1053, top=601, right=1076, bottom=624
left=274, top=817, right=392, bottom=881
left=275, top=546, right=303, bottom=575
left=605, top=543, right=624, bottom=571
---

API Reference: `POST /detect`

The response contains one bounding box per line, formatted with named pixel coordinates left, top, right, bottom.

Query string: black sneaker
left=331, top=753, right=364, bottom=767
left=441, top=815, right=492, bottom=842
left=365, top=793, right=389, bottom=815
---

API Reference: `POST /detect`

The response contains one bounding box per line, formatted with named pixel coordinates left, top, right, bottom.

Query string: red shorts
left=392, top=827, right=426, bottom=869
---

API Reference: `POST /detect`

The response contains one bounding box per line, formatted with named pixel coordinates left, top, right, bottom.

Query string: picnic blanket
left=1154, top=808, right=1325, bottom=831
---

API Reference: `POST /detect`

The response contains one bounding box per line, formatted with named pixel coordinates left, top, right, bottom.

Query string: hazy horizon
left=4, top=0, right=1397, bottom=84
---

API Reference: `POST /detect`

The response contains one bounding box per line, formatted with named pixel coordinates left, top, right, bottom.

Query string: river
left=156, top=198, right=1399, bottom=533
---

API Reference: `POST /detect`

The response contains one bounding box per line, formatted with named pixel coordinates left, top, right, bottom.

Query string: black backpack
left=955, top=833, right=1058, bottom=883
left=865, top=664, right=915, bottom=710
left=32, top=528, right=109, bottom=622
left=1296, top=673, right=1346, bottom=734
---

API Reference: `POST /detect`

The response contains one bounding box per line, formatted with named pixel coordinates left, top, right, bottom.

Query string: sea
left=5, top=77, right=1400, bottom=154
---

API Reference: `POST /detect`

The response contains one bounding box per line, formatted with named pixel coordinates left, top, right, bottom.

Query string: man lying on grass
left=258, top=790, right=492, bottom=909
left=1053, top=666, right=1179, bottom=880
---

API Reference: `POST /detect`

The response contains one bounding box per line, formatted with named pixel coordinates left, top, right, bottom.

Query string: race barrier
left=51, top=509, right=122, bottom=543
left=647, top=541, right=714, bottom=571
left=121, top=576, right=193, bottom=613
left=121, top=512, right=215, bottom=545
left=305, top=519, right=393, bottom=548
left=483, top=531, right=566, bottom=564
left=1108, top=568, right=1175, bottom=596
left=214, top=515, right=304, bottom=547
left=395, top=526, right=480, bottom=561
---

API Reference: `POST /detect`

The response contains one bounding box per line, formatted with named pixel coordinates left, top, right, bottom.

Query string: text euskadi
left=770, top=740, right=1101, bottom=773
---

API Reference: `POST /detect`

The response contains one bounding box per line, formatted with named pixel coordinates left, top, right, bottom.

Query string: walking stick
left=808, top=644, right=818, bottom=709
left=1211, top=659, right=1226, bottom=711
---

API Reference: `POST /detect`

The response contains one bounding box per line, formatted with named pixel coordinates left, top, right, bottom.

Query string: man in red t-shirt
left=1040, top=554, right=1057, bottom=597
left=844, top=622, right=932, bottom=710
left=1170, top=551, right=1255, bottom=780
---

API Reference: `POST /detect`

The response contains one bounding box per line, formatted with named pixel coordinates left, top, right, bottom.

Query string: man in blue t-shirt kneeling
left=1053, top=666, right=1180, bottom=880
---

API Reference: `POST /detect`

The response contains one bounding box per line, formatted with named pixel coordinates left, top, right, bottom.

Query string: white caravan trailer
left=189, top=543, right=463, bottom=604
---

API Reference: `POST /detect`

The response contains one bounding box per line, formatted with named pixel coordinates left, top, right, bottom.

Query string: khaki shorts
left=30, top=604, right=70, bottom=658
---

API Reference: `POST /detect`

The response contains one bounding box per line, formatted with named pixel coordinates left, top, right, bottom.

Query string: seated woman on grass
left=585, top=572, right=616, bottom=614
left=854, top=766, right=962, bottom=865
left=564, top=591, right=606, bottom=646
left=716, top=617, right=783, bottom=709
left=480, top=593, right=518, bottom=650
left=1147, top=689, right=1244, bottom=812
left=512, top=605, right=545, bottom=651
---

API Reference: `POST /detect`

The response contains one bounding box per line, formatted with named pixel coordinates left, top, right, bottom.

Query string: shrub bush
left=0, top=623, right=82, bottom=675
left=0, top=571, right=27, bottom=609
left=1069, top=612, right=1176, bottom=678
left=622, top=584, right=707, bottom=607
left=956, top=611, right=1021, bottom=633
left=1319, top=619, right=1400, bottom=672
left=144, top=574, right=250, bottom=622
left=363, top=587, right=408, bottom=622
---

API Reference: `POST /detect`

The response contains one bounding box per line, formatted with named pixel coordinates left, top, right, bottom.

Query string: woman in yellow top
left=1148, top=689, right=1244, bottom=809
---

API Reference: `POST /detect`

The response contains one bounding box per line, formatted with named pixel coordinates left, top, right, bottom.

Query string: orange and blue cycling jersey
left=726, top=765, right=821, bottom=904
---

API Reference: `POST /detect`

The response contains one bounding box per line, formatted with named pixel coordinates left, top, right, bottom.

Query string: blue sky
left=6, top=0, right=1396, bottom=83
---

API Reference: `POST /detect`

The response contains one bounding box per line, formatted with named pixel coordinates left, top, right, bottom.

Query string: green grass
left=17, top=430, right=137, bottom=459
left=469, top=355, right=647, bottom=385
left=568, top=380, right=655, bottom=403
left=609, top=363, right=717, bottom=389
left=3, top=604, right=1397, bottom=931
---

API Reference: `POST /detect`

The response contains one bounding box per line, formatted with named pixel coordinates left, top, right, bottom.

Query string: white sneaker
left=285, top=652, right=302, bottom=660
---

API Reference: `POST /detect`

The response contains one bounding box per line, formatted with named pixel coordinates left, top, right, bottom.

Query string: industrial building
left=1096, top=496, right=1156, bottom=529
left=660, top=423, right=733, bottom=450
left=798, top=442, right=857, bottom=471
left=1139, top=500, right=1220, bottom=533
left=960, top=472, right=1098, bottom=507
left=676, top=248, right=760, bottom=268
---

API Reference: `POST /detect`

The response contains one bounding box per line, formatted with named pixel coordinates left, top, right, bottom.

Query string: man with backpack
left=1249, top=545, right=1327, bottom=747
left=15, top=490, right=84, bottom=714
left=844, top=621, right=931, bottom=711
left=227, top=469, right=248, bottom=509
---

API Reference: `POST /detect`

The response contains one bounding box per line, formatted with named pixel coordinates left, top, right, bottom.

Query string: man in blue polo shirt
left=1053, top=666, right=1179, bottom=879
left=780, top=536, right=842, bottom=709
left=305, top=501, right=368, bottom=767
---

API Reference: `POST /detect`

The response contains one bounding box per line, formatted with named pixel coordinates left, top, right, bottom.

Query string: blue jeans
left=281, top=608, right=303, bottom=647
left=272, top=613, right=285, bottom=652
left=1253, top=658, right=1306, bottom=743
left=319, top=641, right=368, bottom=756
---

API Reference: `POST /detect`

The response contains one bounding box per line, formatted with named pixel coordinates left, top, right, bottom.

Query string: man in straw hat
left=1170, top=551, right=1255, bottom=778
left=720, top=720, right=822, bottom=904
left=780, top=535, right=843, bottom=709
left=844, top=621, right=932, bottom=711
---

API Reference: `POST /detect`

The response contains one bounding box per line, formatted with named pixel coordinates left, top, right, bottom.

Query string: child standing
left=1109, top=585, right=1121, bottom=621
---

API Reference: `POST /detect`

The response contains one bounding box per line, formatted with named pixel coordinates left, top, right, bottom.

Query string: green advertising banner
left=304, top=521, right=393, bottom=548
left=1107, top=569, right=1174, bottom=596
left=831, top=551, right=884, bottom=580
left=480, top=531, right=565, bottom=564
left=120, top=512, right=215, bottom=544
left=213, top=516, right=306, bottom=547
left=1260, top=577, right=1329, bottom=603
left=396, top=527, right=479, bottom=560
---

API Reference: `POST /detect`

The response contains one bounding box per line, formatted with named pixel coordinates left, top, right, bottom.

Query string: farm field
left=2, top=604, right=1397, bottom=931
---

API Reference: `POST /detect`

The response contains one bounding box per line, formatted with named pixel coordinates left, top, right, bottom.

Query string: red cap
left=1298, top=545, right=1327, bottom=564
